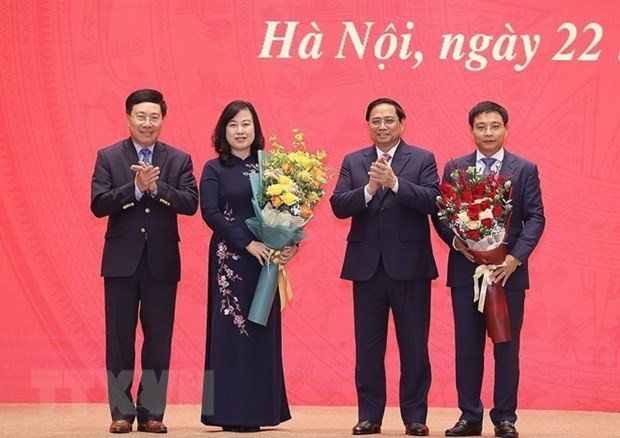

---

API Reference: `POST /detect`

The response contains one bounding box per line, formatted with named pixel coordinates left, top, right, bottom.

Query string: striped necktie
left=481, top=157, right=496, bottom=176
left=139, top=148, right=152, bottom=165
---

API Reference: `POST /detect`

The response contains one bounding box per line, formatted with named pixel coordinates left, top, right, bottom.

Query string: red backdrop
left=0, top=0, right=618, bottom=412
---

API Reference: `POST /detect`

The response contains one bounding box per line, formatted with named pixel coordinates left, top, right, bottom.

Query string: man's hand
left=368, top=155, right=396, bottom=192
left=454, top=237, right=475, bottom=262
left=131, top=161, right=160, bottom=193
left=491, top=254, right=520, bottom=286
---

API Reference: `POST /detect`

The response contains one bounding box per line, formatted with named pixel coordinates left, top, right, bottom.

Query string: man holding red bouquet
left=433, top=101, right=545, bottom=438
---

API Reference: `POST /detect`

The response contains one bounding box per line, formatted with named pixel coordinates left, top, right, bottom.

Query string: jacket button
left=145, top=208, right=150, bottom=213
left=140, top=228, right=146, bottom=233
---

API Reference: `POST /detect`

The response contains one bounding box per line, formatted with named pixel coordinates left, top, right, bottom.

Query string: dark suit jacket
left=434, top=150, right=545, bottom=289
left=330, top=142, right=440, bottom=281
left=91, top=137, right=198, bottom=282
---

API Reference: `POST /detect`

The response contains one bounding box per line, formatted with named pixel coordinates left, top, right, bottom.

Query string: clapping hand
left=368, top=154, right=396, bottom=194
left=131, top=161, right=160, bottom=193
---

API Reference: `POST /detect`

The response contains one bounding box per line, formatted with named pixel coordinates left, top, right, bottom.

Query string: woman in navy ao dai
left=200, top=101, right=297, bottom=432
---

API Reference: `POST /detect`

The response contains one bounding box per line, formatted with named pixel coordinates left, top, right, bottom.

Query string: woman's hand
left=278, top=245, right=299, bottom=265
left=246, top=241, right=272, bottom=266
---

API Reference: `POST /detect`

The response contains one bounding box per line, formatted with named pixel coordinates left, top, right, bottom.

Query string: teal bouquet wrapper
left=248, top=260, right=279, bottom=326
left=245, top=151, right=307, bottom=325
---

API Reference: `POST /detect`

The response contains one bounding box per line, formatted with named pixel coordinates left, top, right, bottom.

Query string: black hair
left=468, top=101, right=508, bottom=127
left=125, top=89, right=167, bottom=117
left=212, top=100, right=265, bottom=166
left=365, top=97, right=406, bottom=121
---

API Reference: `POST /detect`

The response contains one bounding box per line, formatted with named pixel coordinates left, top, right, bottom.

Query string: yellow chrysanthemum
left=277, top=175, right=293, bottom=186
left=260, top=128, right=330, bottom=217
left=296, top=170, right=312, bottom=182
left=281, top=191, right=298, bottom=206
left=266, top=184, right=284, bottom=196
left=288, top=151, right=303, bottom=163
left=296, top=155, right=312, bottom=170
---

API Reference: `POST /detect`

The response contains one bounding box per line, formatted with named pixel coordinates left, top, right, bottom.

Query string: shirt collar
left=375, top=140, right=400, bottom=161
left=476, top=147, right=504, bottom=163
left=132, top=140, right=154, bottom=155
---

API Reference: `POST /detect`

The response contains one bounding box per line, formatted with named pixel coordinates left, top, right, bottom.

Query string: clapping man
left=331, top=97, right=440, bottom=436
left=91, top=89, right=198, bottom=434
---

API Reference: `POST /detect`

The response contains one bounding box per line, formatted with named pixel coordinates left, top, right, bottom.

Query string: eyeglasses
left=131, top=113, right=163, bottom=125
left=474, top=123, right=504, bottom=133
left=369, top=117, right=399, bottom=128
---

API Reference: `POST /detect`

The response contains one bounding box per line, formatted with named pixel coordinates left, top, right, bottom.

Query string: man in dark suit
left=434, top=101, right=545, bottom=438
left=330, top=98, right=440, bottom=436
left=91, top=89, right=198, bottom=434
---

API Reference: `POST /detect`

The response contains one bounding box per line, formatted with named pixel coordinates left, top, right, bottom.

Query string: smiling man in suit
left=91, top=89, right=198, bottom=434
left=330, top=97, right=440, bottom=436
left=434, top=101, right=545, bottom=438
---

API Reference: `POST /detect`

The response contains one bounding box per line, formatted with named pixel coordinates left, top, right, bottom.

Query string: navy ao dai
left=199, top=154, right=290, bottom=427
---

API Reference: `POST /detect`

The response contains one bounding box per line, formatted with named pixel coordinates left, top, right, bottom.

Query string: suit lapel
left=391, top=143, right=410, bottom=176
left=120, top=138, right=139, bottom=180
left=360, top=146, right=386, bottom=201
left=152, top=141, right=167, bottom=168
left=465, top=152, right=477, bottom=168
left=122, top=138, right=138, bottom=164
left=362, top=146, right=376, bottom=174
left=500, top=150, right=517, bottom=177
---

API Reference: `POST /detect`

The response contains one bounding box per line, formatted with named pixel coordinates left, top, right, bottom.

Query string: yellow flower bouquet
left=245, top=129, right=329, bottom=325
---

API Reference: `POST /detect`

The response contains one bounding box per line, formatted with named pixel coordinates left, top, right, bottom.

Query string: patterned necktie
left=139, top=148, right=152, bottom=165
left=481, top=157, right=497, bottom=176
left=378, top=153, right=392, bottom=195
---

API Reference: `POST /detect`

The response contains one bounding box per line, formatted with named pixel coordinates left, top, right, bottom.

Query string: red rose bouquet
left=437, top=166, right=513, bottom=343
